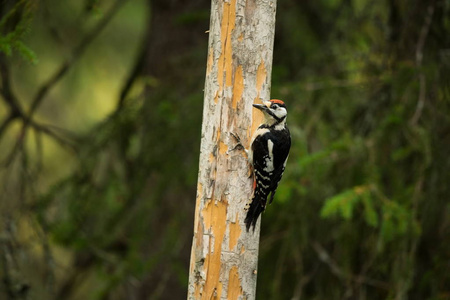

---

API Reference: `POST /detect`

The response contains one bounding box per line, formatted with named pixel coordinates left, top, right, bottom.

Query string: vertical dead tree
left=188, top=0, right=277, bottom=299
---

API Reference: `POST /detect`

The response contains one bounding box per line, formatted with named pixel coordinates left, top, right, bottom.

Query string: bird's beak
left=252, top=103, right=269, bottom=113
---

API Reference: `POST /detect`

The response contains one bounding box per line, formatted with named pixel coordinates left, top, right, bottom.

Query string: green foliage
left=321, top=185, right=373, bottom=223
left=0, top=0, right=37, bottom=63
left=320, top=184, right=420, bottom=243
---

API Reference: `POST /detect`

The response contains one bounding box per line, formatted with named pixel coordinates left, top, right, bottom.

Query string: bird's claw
left=228, top=132, right=245, bottom=152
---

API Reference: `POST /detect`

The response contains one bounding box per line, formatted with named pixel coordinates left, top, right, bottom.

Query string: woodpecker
left=243, top=99, right=291, bottom=231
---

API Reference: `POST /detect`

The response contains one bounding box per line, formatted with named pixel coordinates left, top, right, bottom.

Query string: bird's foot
left=228, top=132, right=246, bottom=153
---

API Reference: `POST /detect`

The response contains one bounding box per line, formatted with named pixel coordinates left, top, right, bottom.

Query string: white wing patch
left=264, top=139, right=274, bottom=172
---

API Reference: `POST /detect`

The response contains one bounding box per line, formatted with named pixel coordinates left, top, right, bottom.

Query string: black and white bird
left=244, top=99, right=291, bottom=231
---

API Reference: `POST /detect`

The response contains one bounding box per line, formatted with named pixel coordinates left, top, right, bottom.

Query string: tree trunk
left=188, top=0, right=277, bottom=299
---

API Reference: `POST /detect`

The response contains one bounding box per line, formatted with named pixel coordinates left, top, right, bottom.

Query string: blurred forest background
left=1, top=0, right=449, bottom=299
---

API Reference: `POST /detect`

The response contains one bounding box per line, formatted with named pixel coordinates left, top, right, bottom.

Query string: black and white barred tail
left=245, top=200, right=264, bottom=231
left=244, top=171, right=280, bottom=231
left=244, top=193, right=266, bottom=232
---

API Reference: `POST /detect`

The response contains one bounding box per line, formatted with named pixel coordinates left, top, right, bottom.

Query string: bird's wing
left=251, top=133, right=272, bottom=208
left=268, top=130, right=291, bottom=204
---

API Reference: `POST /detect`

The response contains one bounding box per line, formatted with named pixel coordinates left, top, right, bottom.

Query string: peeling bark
left=188, top=0, right=277, bottom=299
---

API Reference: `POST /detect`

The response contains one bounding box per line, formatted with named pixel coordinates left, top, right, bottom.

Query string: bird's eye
left=271, top=104, right=279, bottom=109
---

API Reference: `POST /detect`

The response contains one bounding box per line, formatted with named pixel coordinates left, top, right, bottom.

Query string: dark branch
left=29, top=0, right=126, bottom=119
left=312, top=241, right=390, bottom=291
left=116, top=2, right=152, bottom=110
left=0, top=55, right=26, bottom=141
left=0, top=55, right=76, bottom=156
left=0, top=0, right=126, bottom=164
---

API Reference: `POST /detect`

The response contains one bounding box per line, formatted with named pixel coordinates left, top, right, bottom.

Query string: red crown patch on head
left=270, top=99, right=285, bottom=106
